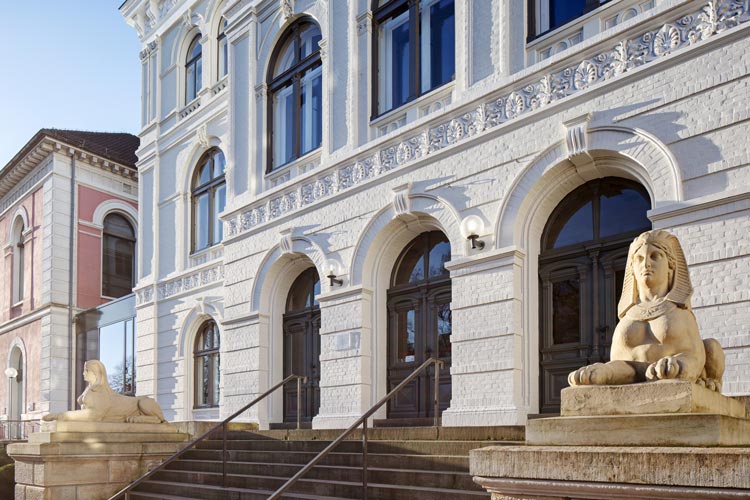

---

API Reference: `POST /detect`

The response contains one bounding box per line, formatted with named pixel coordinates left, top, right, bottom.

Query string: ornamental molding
left=356, top=11, right=372, bottom=35
left=135, top=263, right=225, bottom=304
left=563, top=113, right=592, bottom=159
left=280, top=0, right=293, bottom=20
left=279, top=229, right=293, bottom=254
left=197, top=124, right=210, bottom=149
left=224, top=0, right=750, bottom=241
left=392, top=183, right=412, bottom=216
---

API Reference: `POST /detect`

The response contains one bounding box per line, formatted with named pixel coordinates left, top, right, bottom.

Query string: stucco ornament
left=569, top=230, right=725, bottom=392
left=42, top=360, right=166, bottom=423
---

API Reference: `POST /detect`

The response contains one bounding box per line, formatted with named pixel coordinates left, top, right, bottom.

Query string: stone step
left=126, top=485, right=351, bottom=500
left=207, top=425, right=524, bottom=442
left=181, top=448, right=473, bottom=470
left=163, top=460, right=483, bottom=490
left=194, top=438, right=507, bottom=455
left=134, top=478, right=489, bottom=500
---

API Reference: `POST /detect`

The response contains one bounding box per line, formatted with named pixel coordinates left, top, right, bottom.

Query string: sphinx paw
left=569, top=363, right=609, bottom=386
left=646, top=356, right=682, bottom=380
left=698, top=377, right=722, bottom=392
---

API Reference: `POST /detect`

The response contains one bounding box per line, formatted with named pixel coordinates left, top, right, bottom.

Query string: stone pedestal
left=8, top=421, right=189, bottom=500
left=471, top=382, right=750, bottom=499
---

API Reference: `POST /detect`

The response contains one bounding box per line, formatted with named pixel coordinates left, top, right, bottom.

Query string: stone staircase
left=119, top=426, right=523, bottom=499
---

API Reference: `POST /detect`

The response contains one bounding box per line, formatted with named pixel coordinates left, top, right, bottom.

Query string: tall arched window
left=268, top=19, right=323, bottom=171
left=194, top=320, right=220, bottom=408
left=192, top=148, right=226, bottom=252
left=218, top=17, right=228, bottom=78
left=11, top=217, right=25, bottom=305
left=186, top=35, right=203, bottom=102
left=538, top=177, right=651, bottom=413
left=102, top=213, right=136, bottom=298
left=387, top=231, right=452, bottom=420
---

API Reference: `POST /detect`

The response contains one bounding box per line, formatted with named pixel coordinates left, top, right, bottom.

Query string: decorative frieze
left=224, top=0, right=750, bottom=240
left=135, top=264, right=225, bottom=305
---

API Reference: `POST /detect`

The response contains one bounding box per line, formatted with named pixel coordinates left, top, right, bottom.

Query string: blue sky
left=1, top=2, right=141, bottom=166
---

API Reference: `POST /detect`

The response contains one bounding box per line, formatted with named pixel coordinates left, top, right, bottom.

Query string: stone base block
left=9, top=428, right=189, bottom=500
left=526, top=413, right=750, bottom=446
left=561, top=380, right=746, bottom=418
left=470, top=445, right=750, bottom=499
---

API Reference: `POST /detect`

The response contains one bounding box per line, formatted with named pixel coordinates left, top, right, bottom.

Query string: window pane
left=198, top=160, right=211, bottom=185
left=397, top=308, right=416, bottom=363
left=299, top=24, right=322, bottom=59
left=125, top=320, right=135, bottom=394
left=103, top=235, right=134, bottom=298
left=550, top=200, right=593, bottom=248
left=195, top=57, right=203, bottom=93
left=273, top=84, right=295, bottom=168
left=212, top=353, right=220, bottom=405
left=381, top=14, right=410, bottom=112
left=195, top=193, right=210, bottom=250
left=201, top=356, right=210, bottom=405
left=99, top=323, right=125, bottom=393
left=274, top=37, right=296, bottom=76
left=422, top=0, right=455, bottom=92
left=212, top=151, right=226, bottom=177
left=104, top=214, right=135, bottom=239
left=550, top=0, right=586, bottom=31
left=220, top=38, right=228, bottom=76
left=436, top=302, right=452, bottom=358
left=186, top=64, right=196, bottom=101
left=213, top=184, right=226, bottom=244
left=395, top=242, right=425, bottom=285
left=599, top=188, right=651, bottom=239
left=300, top=66, right=322, bottom=156
left=552, top=278, right=580, bottom=344
left=427, top=239, right=450, bottom=279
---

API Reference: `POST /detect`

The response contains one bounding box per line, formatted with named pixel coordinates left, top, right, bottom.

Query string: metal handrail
left=0, top=419, right=41, bottom=441
left=269, top=357, right=444, bottom=500
left=110, top=374, right=308, bottom=500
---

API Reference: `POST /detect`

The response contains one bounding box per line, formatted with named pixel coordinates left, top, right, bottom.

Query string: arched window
left=192, top=148, right=227, bottom=252
left=373, top=0, right=455, bottom=114
left=218, top=17, right=228, bottom=78
left=268, top=19, right=323, bottom=171
left=186, top=35, right=203, bottom=102
left=194, top=320, right=220, bottom=408
left=538, top=177, right=651, bottom=413
left=102, top=213, right=136, bottom=298
left=387, top=231, right=452, bottom=419
left=11, top=217, right=25, bottom=305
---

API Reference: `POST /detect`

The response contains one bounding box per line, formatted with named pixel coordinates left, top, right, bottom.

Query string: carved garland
left=223, top=0, right=749, bottom=241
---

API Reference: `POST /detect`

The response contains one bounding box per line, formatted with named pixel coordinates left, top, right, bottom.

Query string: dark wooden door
left=283, top=268, right=321, bottom=423
left=387, top=231, right=452, bottom=419
left=538, top=178, right=651, bottom=413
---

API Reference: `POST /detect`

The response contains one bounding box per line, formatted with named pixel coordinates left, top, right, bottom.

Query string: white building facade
left=120, top=0, right=750, bottom=428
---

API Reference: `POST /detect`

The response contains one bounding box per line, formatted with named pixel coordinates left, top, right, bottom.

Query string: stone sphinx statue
left=43, top=360, right=166, bottom=423
left=569, top=230, right=725, bottom=392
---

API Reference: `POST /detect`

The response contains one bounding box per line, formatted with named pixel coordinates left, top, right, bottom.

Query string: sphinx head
left=618, top=230, right=693, bottom=318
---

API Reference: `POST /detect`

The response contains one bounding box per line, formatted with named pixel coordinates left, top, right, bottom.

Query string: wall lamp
left=461, top=215, right=486, bottom=250
left=327, top=261, right=343, bottom=287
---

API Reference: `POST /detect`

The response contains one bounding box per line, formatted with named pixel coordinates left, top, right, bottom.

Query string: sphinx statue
left=43, top=360, right=166, bottom=423
left=569, top=230, right=725, bottom=392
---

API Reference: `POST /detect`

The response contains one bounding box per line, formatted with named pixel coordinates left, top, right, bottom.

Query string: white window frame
left=378, top=10, right=410, bottom=114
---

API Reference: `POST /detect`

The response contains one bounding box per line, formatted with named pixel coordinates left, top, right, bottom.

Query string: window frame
left=371, top=0, right=455, bottom=118
left=185, top=34, right=203, bottom=103
left=101, top=212, right=137, bottom=299
left=266, top=18, right=324, bottom=173
left=191, top=148, right=227, bottom=254
left=194, top=320, right=221, bottom=409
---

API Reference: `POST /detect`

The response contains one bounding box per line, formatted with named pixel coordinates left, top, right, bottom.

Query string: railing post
left=362, top=418, right=368, bottom=500
left=433, top=360, right=441, bottom=427
left=222, top=421, right=227, bottom=487
left=296, top=376, right=302, bottom=430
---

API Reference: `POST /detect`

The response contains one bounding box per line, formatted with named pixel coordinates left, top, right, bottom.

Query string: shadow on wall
left=602, top=101, right=726, bottom=198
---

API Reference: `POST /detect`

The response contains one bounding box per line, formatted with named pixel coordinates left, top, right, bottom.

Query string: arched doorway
left=538, top=177, right=651, bottom=413
left=283, top=268, right=321, bottom=424
left=387, top=231, right=452, bottom=420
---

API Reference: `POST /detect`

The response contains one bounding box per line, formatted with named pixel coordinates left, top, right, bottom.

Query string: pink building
left=0, top=129, right=138, bottom=435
